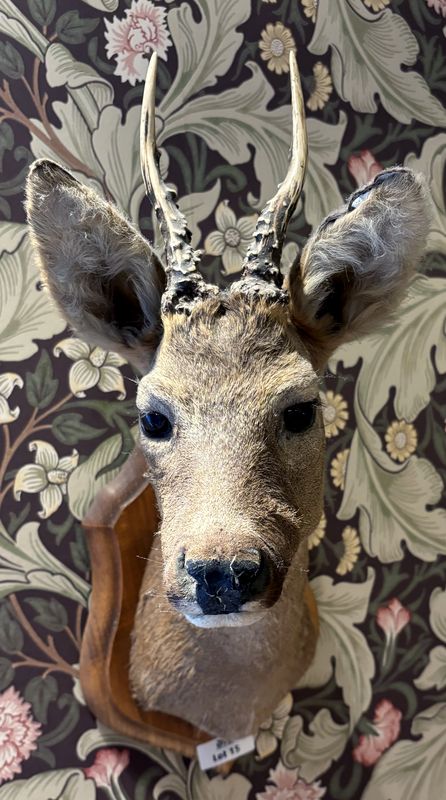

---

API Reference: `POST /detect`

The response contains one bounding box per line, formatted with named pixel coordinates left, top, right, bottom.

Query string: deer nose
left=184, top=550, right=270, bottom=614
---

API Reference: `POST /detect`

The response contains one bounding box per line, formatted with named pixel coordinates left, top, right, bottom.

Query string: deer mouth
left=184, top=606, right=269, bottom=628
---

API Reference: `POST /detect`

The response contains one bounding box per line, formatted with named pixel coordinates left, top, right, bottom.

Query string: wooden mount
left=80, top=446, right=319, bottom=758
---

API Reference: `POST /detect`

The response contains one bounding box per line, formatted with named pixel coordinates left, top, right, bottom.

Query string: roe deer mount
left=25, top=52, right=429, bottom=739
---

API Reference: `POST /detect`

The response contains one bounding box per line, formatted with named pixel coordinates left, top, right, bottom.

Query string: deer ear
left=288, top=168, right=429, bottom=365
left=25, top=159, right=166, bottom=372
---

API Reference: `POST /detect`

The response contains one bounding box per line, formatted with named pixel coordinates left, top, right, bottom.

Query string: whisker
left=136, top=554, right=164, bottom=565
left=121, top=374, right=140, bottom=386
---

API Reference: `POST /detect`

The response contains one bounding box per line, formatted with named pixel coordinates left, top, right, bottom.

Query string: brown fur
left=25, top=160, right=166, bottom=372
left=25, top=159, right=430, bottom=738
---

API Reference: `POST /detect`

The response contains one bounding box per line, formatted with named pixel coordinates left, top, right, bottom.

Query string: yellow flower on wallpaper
left=385, top=420, right=418, bottom=462
left=321, top=390, right=349, bottom=438
left=259, top=23, right=296, bottom=75
left=364, top=0, right=391, bottom=11
left=301, top=0, right=318, bottom=22
left=308, top=512, right=327, bottom=550
left=205, top=202, right=257, bottom=275
left=307, top=63, right=333, bottom=111
left=336, top=526, right=361, bottom=575
left=330, top=448, right=350, bottom=490
left=13, top=441, right=79, bottom=519
left=0, top=373, right=23, bottom=424
left=54, top=339, right=126, bottom=400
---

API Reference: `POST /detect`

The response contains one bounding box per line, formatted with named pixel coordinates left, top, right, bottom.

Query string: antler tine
left=140, top=53, right=217, bottom=314
left=233, top=50, right=308, bottom=299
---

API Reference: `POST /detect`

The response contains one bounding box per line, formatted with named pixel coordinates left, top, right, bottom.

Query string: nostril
left=185, top=560, right=234, bottom=594
left=230, top=555, right=261, bottom=588
left=184, top=551, right=270, bottom=610
left=232, top=551, right=270, bottom=598
left=185, top=559, right=207, bottom=583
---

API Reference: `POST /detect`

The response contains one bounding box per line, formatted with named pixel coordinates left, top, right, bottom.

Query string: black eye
left=140, top=412, right=172, bottom=439
left=283, top=401, right=317, bottom=434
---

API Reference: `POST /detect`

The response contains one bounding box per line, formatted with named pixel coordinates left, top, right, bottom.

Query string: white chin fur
left=184, top=609, right=267, bottom=629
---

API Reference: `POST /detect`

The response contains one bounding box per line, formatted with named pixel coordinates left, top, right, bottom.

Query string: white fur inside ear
left=25, top=160, right=165, bottom=370
left=290, top=168, right=431, bottom=347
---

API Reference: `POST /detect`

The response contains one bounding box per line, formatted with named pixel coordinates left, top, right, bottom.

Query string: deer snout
left=183, top=550, right=270, bottom=615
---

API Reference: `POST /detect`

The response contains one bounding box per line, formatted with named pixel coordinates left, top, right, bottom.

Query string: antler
left=140, top=53, right=217, bottom=314
left=232, top=51, right=308, bottom=300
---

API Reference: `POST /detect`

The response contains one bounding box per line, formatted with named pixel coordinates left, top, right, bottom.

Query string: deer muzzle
left=168, top=547, right=281, bottom=627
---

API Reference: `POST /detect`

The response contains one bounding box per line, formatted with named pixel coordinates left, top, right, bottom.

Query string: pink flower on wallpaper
left=426, top=0, right=446, bottom=18
left=257, top=760, right=326, bottom=800
left=105, top=0, right=172, bottom=86
left=0, top=687, right=41, bottom=785
left=376, top=598, right=411, bottom=641
left=353, top=699, right=402, bottom=767
left=347, top=150, right=383, bottom=187
left=84, top=748, right=130, bottom=788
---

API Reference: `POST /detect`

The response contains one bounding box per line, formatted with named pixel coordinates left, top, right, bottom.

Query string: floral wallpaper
left=0, top=0, right=445, bottom=797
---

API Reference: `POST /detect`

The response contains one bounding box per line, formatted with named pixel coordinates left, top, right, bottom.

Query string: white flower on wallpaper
left=205, top=201, right=257, bottom=275
left=256, top=693, right=293, bottom=760
left=104, top=0, right=172, bottom=85
left=54, top=339, right=126, bottom=400
left=13, top=441, right=79, bottom=519
left=0, top=373, right=22, bottom=424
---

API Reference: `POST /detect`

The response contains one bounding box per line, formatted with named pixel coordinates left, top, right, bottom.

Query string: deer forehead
left=136, top=296, right=319, bottom=416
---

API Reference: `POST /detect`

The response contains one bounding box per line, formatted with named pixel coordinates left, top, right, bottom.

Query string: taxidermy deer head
left=26, top=53, right=428, bottom=631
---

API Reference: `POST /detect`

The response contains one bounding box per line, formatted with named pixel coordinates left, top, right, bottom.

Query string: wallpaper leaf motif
left=179, top=181, right=222, bottom=248
left=299, top=569, right=375, bottom=728
left=0, top=0, right=47, bottom=60
left=0, top=768, right=96, bottom=799
left=30, top=44, right=114, bottom=184
left=0, top=522, right=89, bottom=604
left=92, top=104, right=144, bottom=215
left=186, top=763, right=252, bottom=800
left=332, top=275, right=446, bottom=423
left=361, top=704, right=446, bottom=800
left=27, top=0, right=57, bottom=29
left=67, top=430, right=134, bottom=521
left=45, top=43, right=113, bottom=104
left=310, top=0, right=446, bottom=126
left=0, top=225, right=65, bottom=361
left=304, top=112, right=346, bottom=228
left=164, top=62, right=292, bottom=210
left=405, top=133, right=446, bottom=256
left=415, top=587, right=446, bottom=691
left=163, top=63, right=346, bottom=217
left=80, top=0, right=118, bottom=10
left=281, top=709, right=349, bottom=782
left=159, top=0, right=251, bottom=117
left=339, top=410, right=446, bottom=563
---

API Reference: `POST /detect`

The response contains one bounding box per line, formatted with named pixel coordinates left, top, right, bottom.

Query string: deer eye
left=283, top=401, right=317, bottom=434
left=140, top=412, right=172, bottom=439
